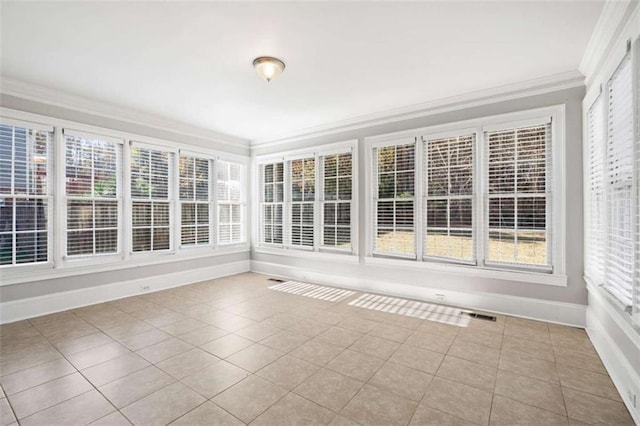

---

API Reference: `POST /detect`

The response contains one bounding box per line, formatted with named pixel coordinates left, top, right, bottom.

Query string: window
left=321, top=152, right=352, bottom=250
left=217, top=160, right=243, bottom=244
left=179, top=154, right=211, bottom=246
left=423, top=133, right=474, bottom=262
left=373, top=142, right=415, bottom=257
left=604, top=54, right=634, bottom=309
left=260, top=162, right=284, bottom=245
left=0, top=121, right=51, bottom=266
left=585, top=96, right=605, bottom=284
left=289, top=157, right=315, bottom=248
left=485, top=121, right=551, bottom=269
left=64, top=131, right=121, bottom=256
left=130, top=144, right=173, bottom=252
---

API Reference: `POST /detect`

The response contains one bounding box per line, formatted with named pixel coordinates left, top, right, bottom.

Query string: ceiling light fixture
left=253, top=56, right=285, bottom=82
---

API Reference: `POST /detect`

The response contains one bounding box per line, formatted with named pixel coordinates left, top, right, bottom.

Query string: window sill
left=253, top=246, right=361, bottom=264
left=365, top=256, right=567, bottom=287
left=0, top=245, right=250, bottom=286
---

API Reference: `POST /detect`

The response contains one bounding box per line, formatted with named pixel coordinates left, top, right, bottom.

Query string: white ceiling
left=1, top=1, right=603, bottom=143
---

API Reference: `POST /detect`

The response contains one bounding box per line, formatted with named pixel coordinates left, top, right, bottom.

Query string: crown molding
left=251, top=70, right=584, bottom=149
left=579, top=0, right=637, bottom=84
left=0, top=77, right=250, bottom=148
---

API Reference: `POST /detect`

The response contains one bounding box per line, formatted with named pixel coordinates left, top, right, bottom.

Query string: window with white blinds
left=604, top=54, right=634, bottom=309
left=217, top=160, right=243, bottom=244
left=64, top=131, right=122, bottom=256
left=289, top=157, right=315, bottom=248
left=130, top=145, right=172, bottom=252
left=261, top=162, right=284, bottom=245
left=585, top=96, right=605, bottom=284
left=0, top=121, right=51, bottom=266
left=179, top=154, right=211, bottom=246
left=485, top=122, right=551, bottom=269
left=321, top=152, right=352, bottom=249
left=374, top=142, right=415, bottom=257
left=423, top=134, right=474, bottom=262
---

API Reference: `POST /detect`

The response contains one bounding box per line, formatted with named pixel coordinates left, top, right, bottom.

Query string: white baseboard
left=586, top=287, right=640, bottom=424
left=251, top=260, right=586, bottom=327
left=0, top=260, right=251, bottom=324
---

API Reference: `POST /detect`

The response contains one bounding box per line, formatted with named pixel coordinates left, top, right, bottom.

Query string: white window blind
left=374, top=143, right=415, bottom=257
left=321, top=152, right=352, bottom=250
left=485, top=121, right=551, bottom=269
left=179, top=154, right=211, bottom=246
left=289, top=157, right=315, bottom=248
left=217, top=160, right=243, bottom=244
left=130, top=144, right=172, bottom=252
left=0, top=122, right=51, bottom=266
left=261, top=162, right=284, bottom=245
left=423, top=134, right=475, bottom=262
left=64, top=131, right=121, bottom=256
left=585, top=97, right=605, bottom=284
left=604, top=54, right=634, bottom=309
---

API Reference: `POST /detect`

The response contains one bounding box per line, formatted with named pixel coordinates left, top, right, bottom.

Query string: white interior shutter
left=605, top=54, right=634, bottom=309
left=320, top=152, right=352, bottom=250
left=585, top=97, right=606, bottom=284
left=261, top=162, right=284, bottom=245
left=179, top=154, right=211, bottom=246
left=217, top=160, right=243, bottom=244
left=288, top=157, right=315, bottom=248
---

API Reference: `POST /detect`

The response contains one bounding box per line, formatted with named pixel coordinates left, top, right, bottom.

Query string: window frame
left=259, top=161, right=285, bottom=248
left=216, top=159, right=246, bottom=246
left=178, top=150, right=215, bottom=248
left=365, top=106, right=566, bottom=285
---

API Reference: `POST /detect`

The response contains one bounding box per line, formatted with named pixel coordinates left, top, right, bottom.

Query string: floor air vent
left=267, top=278, right=286, bottom=283
left=461, top=312, right=497, bottom=322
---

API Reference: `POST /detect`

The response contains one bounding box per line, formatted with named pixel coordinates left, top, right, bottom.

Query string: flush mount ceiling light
left=253, top=56, right=285, bottom=82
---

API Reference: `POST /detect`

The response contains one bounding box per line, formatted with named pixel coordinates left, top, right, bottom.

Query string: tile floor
left=0, top=272, right=634, bottom=426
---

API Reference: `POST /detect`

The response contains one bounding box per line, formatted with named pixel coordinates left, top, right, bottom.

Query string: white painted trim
left=579, top=0, right=637, bottom=85
left=0, top=260, right=251, bottom=324
left=251, top=260, right=584, bottom=327
left=0, top=77, right=250, bottom=148
left=251, top=71, right=584, bottom=148
left=586, top=283, right=640, bottom=424
left=253, top=247, right=360, bottom=264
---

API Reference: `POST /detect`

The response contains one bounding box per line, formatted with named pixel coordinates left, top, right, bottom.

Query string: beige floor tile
left=82, top=353, right=150, bottom=387
left=294, top=368, right=364, bottom=412
left=504, top=321, right=551, bottom=344
left=20, top=390, right=115, bottom=426
left=171, top=401, right=243, bottom=425
left=200, top=334, right=253, bottom=358
left=501, top=335, right=555, bottom=362
left=548, top=326, right=594, bottom=352
left=557, top=364, right=621, bottom=401
left=8, top=372, right=92, bottom=419
left=144, top=312, right=188, bottom=328
left=456, top=328, right=503, bottom=349
left=0, top=343, right=62, bottom=376
left=176, top=325, right=228, bottom=346
left=494, top=370, right=566, bottom=416
left=253, top=392, right=335, bottom=426
left=436, top=355, right=497, bottom=391
left=55, top=332, right=115, bottom=356
left=212, top=375, right=287, bottom=423
left=369, top=361, right=433, bottom=401
left=158, top=318, right=207, bottom=336
left=0, top=358, right=75, bottom=395
left=135, top=337, right=193, bottom=364
left=67, top=341, right=130, bottom=370
left=257, top=354, right=319, bottom=390
left=498, top=350, right=559, bottom=384
left=180, top=360, right=249, bottom=398
left=553, top=346, right=606, bottom=374
left=291, top=338, right=345, bottom=366
left=447, top=339, right=500, bottom=367
left=99, top=366, right=174, bottom=408
left=226, top=343, right=283, bottom=372
left=409, top=405, right=476, bottom=426
left=316, top=326, right=364, bottom=348
left=383, top=313, right=424, bottom=330
left=214, top=315, right=257, bottom=332
left=368, top=323, right=413, bottom=343
left=405, top=329, right=455, bottom=354
left=117, top=328, right=172, bottom=351
left=326, top=349, right=384, bottom=382
left=562, top=388, right=634, bottom=425
left=341, top=384, right=417, bottom=426
left=329, top=415, right=360, bottom=426
left=287, top=319, right=331, bottom=337
left=422, top=376, right=492, bottom=425
left=121, top=382, right=204, bottom=426
left=89, top=411, right=132, bottom=426
left=0, top=398, right=16, bottom=426
left=349, top=334, right=400, bottom=360
left=338, top=317, right=378, bottom=333
left=489, top=395, right=569, bottom=425
left=260, top=330, right=310, bottom=352
left=235, top=322, right=282, bottom=342
left=390, top=344, right=444, bottom=374
left=417, top=321, right=461, bottom=337
left=466, top=315, right=506, bottom=334
left=156, top=348, right=219, bottom=379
